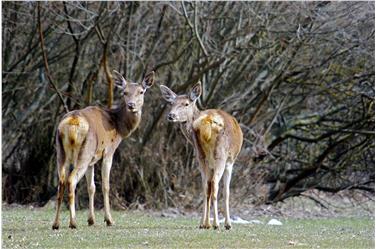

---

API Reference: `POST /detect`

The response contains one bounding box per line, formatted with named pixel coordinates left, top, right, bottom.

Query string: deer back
left=79, top=106, right=121, bottom=154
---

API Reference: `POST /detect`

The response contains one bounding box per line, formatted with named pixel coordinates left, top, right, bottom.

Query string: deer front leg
left=85, top=166, right=96, bottom=226
left=102, top=155, right=114, bottom=226
left=67, top=165, right=88, bottom=229
left=223, top=162, right=233, bottom=230
left=211, top=160, right=226, bottom=230
left=52, top=162, right=67, bottom=230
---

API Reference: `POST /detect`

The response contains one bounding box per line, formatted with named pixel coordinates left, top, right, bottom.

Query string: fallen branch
left=301, top=193, right=329, bottom=209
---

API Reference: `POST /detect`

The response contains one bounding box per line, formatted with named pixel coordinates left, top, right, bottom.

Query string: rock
left=42, top=200, right=55, bottom=210
left=161, top=207, right=180, bottom=218
left=249, top=219, right=263, bottom=224
left=231, top=215, right=251, bottom=224
left=267, top=218, right=283, bottom=225
left=161, top=212, right=177, bottom=218
left=216, top=215, right=262, bottom=224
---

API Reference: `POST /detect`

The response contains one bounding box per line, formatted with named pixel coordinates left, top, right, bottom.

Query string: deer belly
left=89, top=150, right=103, bottom=166
left=90, top=130, right=118, bottom=166
left=89, top=155, right=100, bottom=166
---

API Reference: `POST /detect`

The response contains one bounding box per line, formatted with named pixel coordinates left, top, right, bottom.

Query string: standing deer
left=160, top=82, right=243, bottom=230
left=52, top=71, right=154, bottom=230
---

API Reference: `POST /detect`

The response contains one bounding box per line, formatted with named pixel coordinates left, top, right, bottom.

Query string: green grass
left=2, top=207, right=374, bottom=249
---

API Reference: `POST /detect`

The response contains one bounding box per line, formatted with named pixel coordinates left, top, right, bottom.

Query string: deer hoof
left=213, top=225, right=220, bottom=230
left=52, top=223, right=59, bottom=230
left=105, top=219, right=114, bottom=226
left=199, top=224, right=211, bottom=229
left=69, top=221, right=77, bottom=229
left=225, top=224, right=232, bottom=230
left=88, top=218, right=95, bottom=226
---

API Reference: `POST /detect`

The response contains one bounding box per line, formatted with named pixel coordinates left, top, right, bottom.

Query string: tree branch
left=37, top=2, right=68, bottom=113
left=182, top=2, right=208, bottom=57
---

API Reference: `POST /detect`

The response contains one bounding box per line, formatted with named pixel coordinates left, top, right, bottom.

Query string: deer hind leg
left=211, top=160, right=226, bottom=230
left=223, top=162, right=234, bottom=230
left=203, top=179, right=213, bottom=229
left=85, top=166, right=96, bottom=226
left=52, top=162, right=68, bottom=230
left=102, top=155, right=114, bottom=226
left=199, top=164, right=213, bottom=229
left=199, top=170, right=209, bottom=229
left=67, top=163, right=89, bottom=229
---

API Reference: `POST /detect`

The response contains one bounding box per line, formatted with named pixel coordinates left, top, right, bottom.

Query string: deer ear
left=113, top=70, right=127, bottom=89
left=160, top=85, right=177, bottom=103
left=189, top=81, right=202, bottom=102
left=142, top=71, right=155, bottom=89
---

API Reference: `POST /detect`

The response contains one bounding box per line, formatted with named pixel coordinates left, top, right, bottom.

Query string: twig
left=37, top=3, right=69, bottom=113
left=193, top=2, right=208, bottom=57
left=95, top=24, right=114, bottom=108
left=264, top=96, right=287, bottom=135
left=181, top=2, right=208, bottom=57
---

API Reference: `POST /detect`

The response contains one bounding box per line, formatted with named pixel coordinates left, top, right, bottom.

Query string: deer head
left=160, top=82, right=201, bottom=122
left=113, top=70, right=155, bottom=113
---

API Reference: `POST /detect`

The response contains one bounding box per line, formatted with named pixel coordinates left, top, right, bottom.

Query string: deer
left=52, top=70, right=154, bottom=230
left=160, top=82, right=243, bottom=230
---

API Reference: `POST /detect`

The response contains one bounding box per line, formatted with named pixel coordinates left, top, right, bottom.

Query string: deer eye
left=184, top=102, right=189, bottom=106
left=139, top=90, right=145, bottom=95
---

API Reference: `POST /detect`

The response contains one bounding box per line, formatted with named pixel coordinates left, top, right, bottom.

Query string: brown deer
left=52, top=71, right=154, bottom=230
left=160, top=82, right=243, bottom=230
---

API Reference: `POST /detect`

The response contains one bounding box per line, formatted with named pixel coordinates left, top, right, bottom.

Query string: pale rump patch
left=193, top=114, right=224, bottom=165
left=58, top=115, right=89, bottom=165
left=67, top=116, right=80, bottom=126
left=193, top=114, right=224, bottom=134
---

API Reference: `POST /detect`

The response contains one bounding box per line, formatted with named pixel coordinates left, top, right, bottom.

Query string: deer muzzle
left=167, top=113, right=177, bottom=122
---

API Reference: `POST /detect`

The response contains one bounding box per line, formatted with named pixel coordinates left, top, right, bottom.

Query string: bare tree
left=2, top=2, right=374, bottom=209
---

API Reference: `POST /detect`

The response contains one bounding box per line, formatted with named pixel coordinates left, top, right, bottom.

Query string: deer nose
left=168, top=113, right=177, bottom=121
left=127, top=102, right=136, bottom=109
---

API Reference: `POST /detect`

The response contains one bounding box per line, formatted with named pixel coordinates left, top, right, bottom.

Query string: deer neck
left=181, top=104, right=200, bottom=137
left=111, top=103, right=141, bottom=138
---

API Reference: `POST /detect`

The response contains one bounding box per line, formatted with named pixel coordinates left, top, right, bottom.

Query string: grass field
left=2, top=207, right=374, bottom=249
